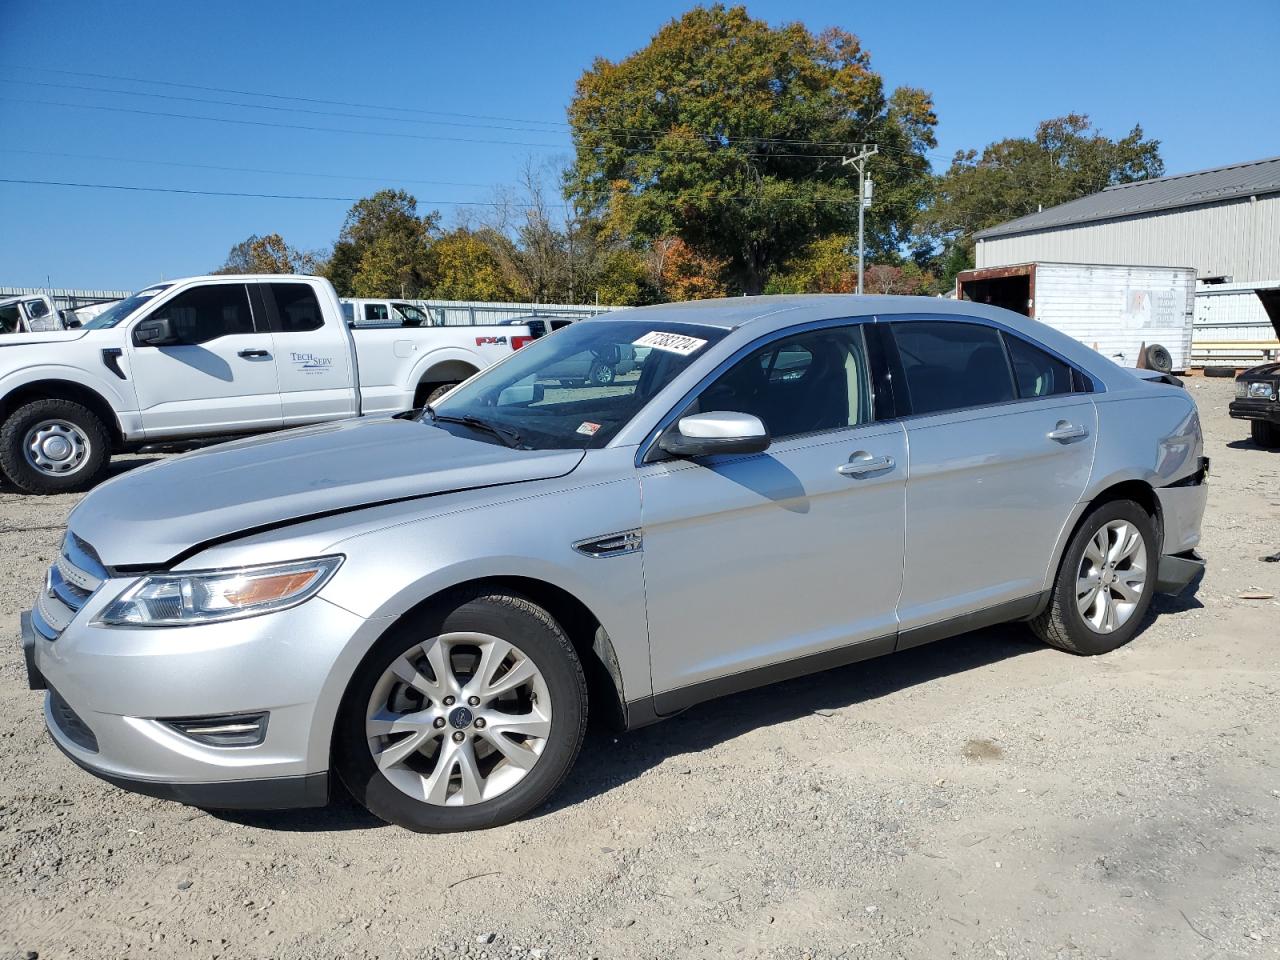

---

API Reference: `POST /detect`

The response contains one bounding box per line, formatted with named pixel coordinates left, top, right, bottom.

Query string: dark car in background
left=1231, top=362, right=1280, bottom=447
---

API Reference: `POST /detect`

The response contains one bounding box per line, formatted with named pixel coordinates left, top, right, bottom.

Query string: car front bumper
left=26, top=591, right=386, bottom=811
left=1229, top=397, right=1280, bottom=423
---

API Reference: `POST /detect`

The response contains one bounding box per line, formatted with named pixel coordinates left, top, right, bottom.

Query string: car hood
left=0, top=329, right=89, bottom=347
left=69, top=416, right=585, bottom=567
left=1239, top=361, right=1280, bottom=380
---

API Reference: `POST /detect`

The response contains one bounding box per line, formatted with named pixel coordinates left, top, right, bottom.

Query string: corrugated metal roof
left=975, top=155, right=1280, bottom=239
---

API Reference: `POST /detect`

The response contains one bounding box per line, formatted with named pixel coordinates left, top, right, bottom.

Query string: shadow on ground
left=216, top=621, right=1046, bottom=833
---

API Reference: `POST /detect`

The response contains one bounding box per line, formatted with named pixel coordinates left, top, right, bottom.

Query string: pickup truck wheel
left=588, top=362, right=615, bottom=386
left=0, top=399, right=110, bottom=494
left=423, top=382, right=458, bottom=406
left=1252, top=420, right=1280, bottom=449
left=1030, top=499, right=1157, bottom=655
left=334, top=589, right=588, bottom=832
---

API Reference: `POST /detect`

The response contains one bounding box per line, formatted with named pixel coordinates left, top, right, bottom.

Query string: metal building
left=973, top=156, right=1280, bottom=281
left=973, top=156, right=1280, bottom=366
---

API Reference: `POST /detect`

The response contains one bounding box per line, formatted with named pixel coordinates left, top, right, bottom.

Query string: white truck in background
left=956, top=262, right=1196, bottom=373
left=0, top=275, right=533, bottom=493
left=0, top=295, right=121, bottom=335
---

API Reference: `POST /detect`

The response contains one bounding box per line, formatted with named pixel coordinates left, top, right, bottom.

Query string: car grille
left=31, top=532, right=108, bottom=641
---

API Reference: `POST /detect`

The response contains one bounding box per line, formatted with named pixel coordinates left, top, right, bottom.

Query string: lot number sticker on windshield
left=576, top=421, right=602, bottom=436
left=632, top=331, right=707, bottom=356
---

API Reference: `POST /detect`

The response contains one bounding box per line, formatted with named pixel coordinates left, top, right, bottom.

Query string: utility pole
left=841, top=145, right=878, bottom=294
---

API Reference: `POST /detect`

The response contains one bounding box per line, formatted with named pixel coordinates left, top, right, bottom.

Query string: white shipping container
left=956, top=261, right=1195, bottom=371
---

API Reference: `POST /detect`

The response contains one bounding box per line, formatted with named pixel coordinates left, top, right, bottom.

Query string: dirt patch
left=2, top=379, right=1278, bottom=959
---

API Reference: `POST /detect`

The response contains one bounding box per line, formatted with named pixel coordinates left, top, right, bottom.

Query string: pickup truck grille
left=31, top=533, right=107, bottom=641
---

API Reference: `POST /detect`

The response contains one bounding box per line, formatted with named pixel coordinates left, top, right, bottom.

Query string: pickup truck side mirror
left=658, top=411, right=771, bottom=458
left=134, top=316, right=179, bottom=347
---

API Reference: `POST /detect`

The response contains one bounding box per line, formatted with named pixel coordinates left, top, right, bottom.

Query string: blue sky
left=2, top=0, right=1277, bottom=290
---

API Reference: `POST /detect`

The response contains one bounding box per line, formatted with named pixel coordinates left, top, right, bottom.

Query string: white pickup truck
left=0, top=274, right=533, bottom=493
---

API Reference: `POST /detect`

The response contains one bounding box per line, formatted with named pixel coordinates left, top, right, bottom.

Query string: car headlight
left=1247, top=381, right=1276, bottom=400
left=95, top=556, right=342, bottom=627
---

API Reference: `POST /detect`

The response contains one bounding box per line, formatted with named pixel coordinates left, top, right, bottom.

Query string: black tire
left=423, top=382, right=459, bottom=406
left=334, top=588, right=588, bottom=832
left=0, top=398, right=111, bottom=495
left=1144, top=343, right=1173, bottom=374
left=588, top=362, right=615, bottom=386
left=1030, top=499, right=1158, bottom=655
left=1252, top=419, right=1280, bottom=449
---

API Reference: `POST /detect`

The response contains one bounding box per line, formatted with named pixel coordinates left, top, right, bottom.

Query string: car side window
left=1003, top=333, right=1075, bottom=398
left=142, top=284, right=256, bottom=345
left=364, top=303, right=389, bottom=323
left=267, top=283, right=324, bottom=333
left=692, top=325, right=872, bottom=439
left=891, top=321, right=1015, bottom=415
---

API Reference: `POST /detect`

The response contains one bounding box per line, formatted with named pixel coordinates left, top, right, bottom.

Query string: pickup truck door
left=126, top=280, right=283, bottom=438
left=255, top=281, right=359, bottom=426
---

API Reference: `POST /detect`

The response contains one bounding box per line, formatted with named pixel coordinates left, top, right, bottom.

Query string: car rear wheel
left=334, top=589, right=588, bottom=832
left=1031, top=499, right=1157, bottom=655
left=0, top=398, right=111, bottom=494
left=588, top=362, right=615, bottom=386
left=1251, top=420, right=1280, bottom=449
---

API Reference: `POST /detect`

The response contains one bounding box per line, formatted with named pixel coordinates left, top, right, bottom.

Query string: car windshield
left=82, top=284, right=172, bottom=329
left=431, top=319, right=726, bottom=449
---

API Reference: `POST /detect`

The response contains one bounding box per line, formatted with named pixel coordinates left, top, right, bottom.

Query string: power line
left=0, top=147, right=494, bottom=189
left=0, top=78, right=575, bottom=138
left=0, top=176, right=869, bottom=206
left=0, top=69, right=945, bottom=156
left=0, top=177, right=485, bottom=204
left=0, top=96, right=568, bottom=150
left=4, top=96, right=865, bottom=160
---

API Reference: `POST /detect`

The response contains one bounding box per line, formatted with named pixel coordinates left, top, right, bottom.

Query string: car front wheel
left=1031, top=499, right=1158, bottom=655
left=1251, top=419, right=1280, bottom=449
left=0, top=398, right=111, bottom=494
left=334, top=589, right=588, bottom=831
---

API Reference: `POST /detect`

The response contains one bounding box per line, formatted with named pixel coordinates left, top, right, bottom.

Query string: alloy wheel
left=365, top=631, right=553, bottom=806
left=1076, top=519, right=1148, bottom=634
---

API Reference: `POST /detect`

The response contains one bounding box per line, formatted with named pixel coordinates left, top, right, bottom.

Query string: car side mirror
left=658, top=411, right=771, bottom=458
left=134, top=316, right=178, bottom=346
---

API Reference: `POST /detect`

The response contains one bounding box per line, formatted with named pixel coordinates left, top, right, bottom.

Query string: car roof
left=589, top=294, right=1044, bottom=331
left=589, top=294, right=1145, bottom=394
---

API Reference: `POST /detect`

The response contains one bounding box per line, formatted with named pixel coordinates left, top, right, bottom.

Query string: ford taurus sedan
left=23, top=295, right=1208, bottom=831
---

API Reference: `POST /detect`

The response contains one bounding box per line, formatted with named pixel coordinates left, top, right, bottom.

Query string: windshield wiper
left=427, top=409, right=526, bottom=449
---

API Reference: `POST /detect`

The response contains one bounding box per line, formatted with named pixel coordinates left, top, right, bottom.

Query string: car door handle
left=838, top=453, right=896, bottom=477
left=237, top=349, right=271, bottom=359
left=1047, top=421, right=1089, bottom=443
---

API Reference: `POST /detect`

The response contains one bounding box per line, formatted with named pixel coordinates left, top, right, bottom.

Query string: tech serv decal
left=290, top=352, right=335, bottom=375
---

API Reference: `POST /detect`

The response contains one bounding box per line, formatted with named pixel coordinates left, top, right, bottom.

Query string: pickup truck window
left=82, top=284, right=172, bottom=330
left=365, top=303, right=390, bottom=323
left=391, top=303, right=433, bottom=327
left=140, top=284, right=256, bottom=345
left=432, top=320, right=727, bottom=449
left=266, top=282, right=324, bottom=333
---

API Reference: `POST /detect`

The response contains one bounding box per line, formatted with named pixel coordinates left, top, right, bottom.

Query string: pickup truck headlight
left=1246, top=381, right=1276, bottom=400
left=96, top=557, right=342, bottom=627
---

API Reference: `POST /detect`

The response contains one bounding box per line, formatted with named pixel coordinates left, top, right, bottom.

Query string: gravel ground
left=1, top=376, right=1278, bottom=960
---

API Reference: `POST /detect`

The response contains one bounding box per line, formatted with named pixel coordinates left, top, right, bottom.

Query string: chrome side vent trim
left=573, top=530, right=642, bottom=558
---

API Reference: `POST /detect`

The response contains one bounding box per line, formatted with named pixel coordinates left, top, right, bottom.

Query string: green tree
left=567, top=5, right=937, bottom=294
left=920, top=114, right=1164, bottom=274
left=765, top=235, right=858, bottom=293
left=322, top=190, right=439, bottom=298
left=427, top=228, right=515, bottom=301
left=214, top=233, right=321, bottom=274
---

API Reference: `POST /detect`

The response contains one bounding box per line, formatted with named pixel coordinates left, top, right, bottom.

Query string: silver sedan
left=26, top=295, right=1208, bottom=831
